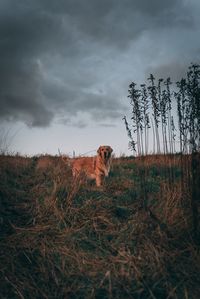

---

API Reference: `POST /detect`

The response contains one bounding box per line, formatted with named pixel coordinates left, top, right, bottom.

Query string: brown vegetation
left=1, top=154, right=200, bottom=299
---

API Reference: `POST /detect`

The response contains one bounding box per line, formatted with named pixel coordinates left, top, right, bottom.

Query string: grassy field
left=0, top=154, right=200, bottom=299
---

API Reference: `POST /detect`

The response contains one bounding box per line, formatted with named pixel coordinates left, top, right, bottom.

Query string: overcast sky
left=0, top=0, right=200, bottom=156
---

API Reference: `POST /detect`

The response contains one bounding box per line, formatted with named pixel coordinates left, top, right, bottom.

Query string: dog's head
left=97, top=145, right=113, bottom=160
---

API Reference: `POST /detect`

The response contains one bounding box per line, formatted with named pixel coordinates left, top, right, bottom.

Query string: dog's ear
left=109, top=146, right=113, bottom=153
left=97, top=146, right=102, bottom=154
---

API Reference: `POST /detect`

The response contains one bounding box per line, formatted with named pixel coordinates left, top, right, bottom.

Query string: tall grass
left=124, top=63, right=200, bottom=242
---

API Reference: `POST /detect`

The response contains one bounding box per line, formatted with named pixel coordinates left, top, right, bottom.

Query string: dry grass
left=0, top=154, right=200, bottom=299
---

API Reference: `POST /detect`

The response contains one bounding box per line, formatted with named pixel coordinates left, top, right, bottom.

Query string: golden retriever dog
left=71, top=145, right=113, bottom=186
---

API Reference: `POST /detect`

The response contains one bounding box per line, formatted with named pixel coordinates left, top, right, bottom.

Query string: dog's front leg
left=104, top=170, right=109, bottom=177
left=96, top=175, right=102, bottom=187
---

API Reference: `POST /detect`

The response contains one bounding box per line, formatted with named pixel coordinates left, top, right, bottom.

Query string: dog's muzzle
left=104, top=151, right=110, bottom=160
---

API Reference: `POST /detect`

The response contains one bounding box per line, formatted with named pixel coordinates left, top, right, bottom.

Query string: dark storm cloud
left=0, top=0, right=197, bottom=127
left=145, top=62, right=192, bottom=83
